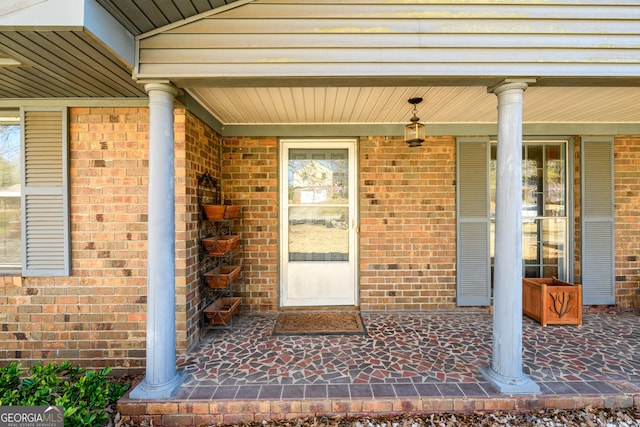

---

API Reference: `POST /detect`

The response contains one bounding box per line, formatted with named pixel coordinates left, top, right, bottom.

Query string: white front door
left=280, top=139, right=358, bottom=307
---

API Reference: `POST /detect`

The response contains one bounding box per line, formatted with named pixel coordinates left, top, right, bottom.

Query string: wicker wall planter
left=224, top=205, right=241, bottom=219
left=202, top=235, right=240, bottom=255
left=203, top=265, right=242, bottom=288
left=204, top=297, right=241, bottom=325
left=522, top=277, right=583, bottom=327
left=202, top=205, right=241, bottom=220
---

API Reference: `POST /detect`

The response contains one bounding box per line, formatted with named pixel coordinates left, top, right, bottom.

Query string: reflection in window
left=288, top=149, right=349, bottom=261
left=490, top=142, right=567, bottom=281
left=288, top=149, right=348, bottom=204
left=0, top=123, right=21, bottom=269
left=288, top=206, right=349, bottom=261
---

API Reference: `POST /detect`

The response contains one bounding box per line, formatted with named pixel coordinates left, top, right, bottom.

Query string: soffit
left=0, top=0, right=241, bottom=99
left=95, top=0, right=241, bottom=36
left=188, top=86, right=640, bottom=125
left=0, top=1, right=235, bottom=99
left=0, top=30, right=144, bottom=98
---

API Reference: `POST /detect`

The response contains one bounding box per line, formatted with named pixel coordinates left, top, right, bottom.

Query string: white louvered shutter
left=581, top=137, right=615, bottom=305
left=456, top=138, right=491, bottom=306
left=21, top=108, right=70, bottom=276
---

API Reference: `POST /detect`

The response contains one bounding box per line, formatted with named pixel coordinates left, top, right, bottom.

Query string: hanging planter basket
left=522, top=277, right=583, bottom=327
left=202, top=205, right=241, bottom=220
left=202, top=235, right=240, bottom=255
left=224, top=205, right=241, bottom=219
left=204, top=297, right=241, bottom=325
left=203, top=265, right=242, bottom=288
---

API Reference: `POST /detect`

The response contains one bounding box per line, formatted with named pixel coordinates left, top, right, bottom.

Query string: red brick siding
left=613, top=136, right=640, bottom=309
left=222, top=137, right=279, bottom=312
left=176, top=109, right=222, bottom=349
left=219, top=135, right=459, bottom=312
left=0, top=107, right=222, bottom=369
left=359, top=136, right=457, bottom=310
left=0, top=107, right=151, bottom=369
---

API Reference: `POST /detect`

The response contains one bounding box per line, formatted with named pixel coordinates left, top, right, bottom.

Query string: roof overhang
left=133, top=0, right=640, bottom=134
left=0, top=0, right=143, bottom=98
left=2, top=0, right=639, bottom=136
left=0, top=0, right=134, bottom=65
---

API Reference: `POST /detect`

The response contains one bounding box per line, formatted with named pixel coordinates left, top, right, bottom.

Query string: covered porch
left=129, top=0, right=640, bottom=401
left=1, top=2, right=639, bottom=415
left=117, top=310, right=640, bottom=426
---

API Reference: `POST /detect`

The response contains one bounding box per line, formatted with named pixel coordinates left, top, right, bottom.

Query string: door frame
left=279, top=138, right=359, bottom=308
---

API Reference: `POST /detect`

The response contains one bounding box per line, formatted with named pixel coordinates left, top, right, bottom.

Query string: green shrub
left=0, top=361, right=130, bottom=426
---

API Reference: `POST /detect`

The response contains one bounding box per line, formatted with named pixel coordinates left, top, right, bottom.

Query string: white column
left=479, top=81, right=540, bottom=394
left=129, top=82, right=187, bottom=399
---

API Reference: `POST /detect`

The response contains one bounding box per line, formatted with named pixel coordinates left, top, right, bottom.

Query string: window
left=457, top=138, right=572, bottom=306
left=0, top=114, right=21, bottom=271
left=21, top=108, right=70, bottom=276
left=0, top=108, right=70, bottom=276
left=458, top=136, right=614, bottom=306
left=490, top=141, right=568, bottom=280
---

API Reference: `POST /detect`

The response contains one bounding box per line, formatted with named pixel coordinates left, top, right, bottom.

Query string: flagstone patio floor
left=118, top=310, right=640, bottom=426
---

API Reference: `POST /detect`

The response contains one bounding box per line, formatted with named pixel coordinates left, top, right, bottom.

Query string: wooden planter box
left=202, top=205, right=241, bottom=220
left=202, top=235, right=239, bottom=255
left=203, top=297, right=241, bottom=325
left=522, top=277, right=582, bottom=327
left=203, top=265, right=242, bottom=288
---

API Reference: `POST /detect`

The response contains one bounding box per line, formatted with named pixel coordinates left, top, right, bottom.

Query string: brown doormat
left=272, top=311, right=367, bottom=336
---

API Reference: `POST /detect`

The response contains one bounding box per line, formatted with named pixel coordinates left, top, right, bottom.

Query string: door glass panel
left=288, top=206, right=349, bottom=261
left=288, top=149, right=349, bottom=262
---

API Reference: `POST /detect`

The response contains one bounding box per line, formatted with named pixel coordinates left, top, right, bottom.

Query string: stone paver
left=119, top=311, right=640, bottom=426
left=172, top=311, right=640, bottom=399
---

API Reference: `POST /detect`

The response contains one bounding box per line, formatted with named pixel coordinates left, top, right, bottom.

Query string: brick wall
left=613, top=136, right=640, bottom=309
left=222, top=135, right=459, bottom=312
left=572, top=139, right=582, bottom=287
left=175, top=109, right=222, bottom=350
left=222, top=137, right=279, bottom=313
left=359, top=136, right=457, bottom=310
left=0, top=107, right=222, bottom=370
left=214, top=133, right=640, bottom=312
left=0, top=107, right=151, bottom=369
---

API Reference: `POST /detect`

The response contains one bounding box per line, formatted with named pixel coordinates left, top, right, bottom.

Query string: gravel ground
left=111, top=406, right=640, bottom=427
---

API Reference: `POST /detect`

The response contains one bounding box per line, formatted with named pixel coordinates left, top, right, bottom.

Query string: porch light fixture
left=404, top=97, right=425, bottom=147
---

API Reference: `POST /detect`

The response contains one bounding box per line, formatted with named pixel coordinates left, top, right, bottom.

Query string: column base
left=129, top=370, right=188, bottom=400
left=479, top=365, right=540, bottom=394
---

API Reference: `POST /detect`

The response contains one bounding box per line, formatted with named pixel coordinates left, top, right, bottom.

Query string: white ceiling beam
left=0, top=0, right=85, bottom=28
left=84, top=0, right=135, bottom=66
